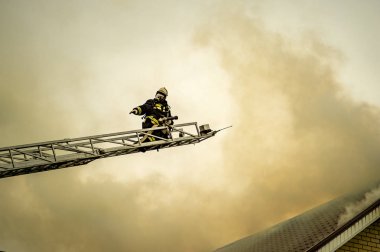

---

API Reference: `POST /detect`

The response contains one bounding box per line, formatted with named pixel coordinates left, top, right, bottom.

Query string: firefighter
left=130, top=87, right=173, bottom=142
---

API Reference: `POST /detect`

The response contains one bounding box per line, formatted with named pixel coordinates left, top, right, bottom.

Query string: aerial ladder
left=0, top=119, right=229, bottom=179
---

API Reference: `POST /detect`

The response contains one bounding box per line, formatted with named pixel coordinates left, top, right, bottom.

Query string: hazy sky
left=1, top=1, right=380, bottom=251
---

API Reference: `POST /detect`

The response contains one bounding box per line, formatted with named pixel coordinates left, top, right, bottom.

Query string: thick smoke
left=194, top=5, right=380, bottom=245
left=1, top=2, right=380, bottom=252
left=338, top=184, right=380, bottom=226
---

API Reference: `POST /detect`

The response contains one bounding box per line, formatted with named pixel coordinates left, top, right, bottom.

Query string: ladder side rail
left=0, top=144, right=96, bottom=168
left=0, top=122, right=200, bottom=159
left=32, top=125, right=171, bottom=150
left=0, top=122, right=203, bottom=171
left=0, top=157, right=11, bottom=164
left=63, top=142, right=102, bottom=151
left=62, top=122, right=195, bottom=145
left=0, top=123, right=195, bottom=160
left=90, top=135, right=139, bottom=145
left=1, top=134, right=170, bottom=169
left=0, top=146, right=53, bottom=158
left=10, top=149, right=54, bottom=163
left=91, top=137, right=136, bottom=148
left=0, top=124, right=215, bottom=179
left=63, top=135, right=139, bottom=148
left=88, top=123, right=198, bottom=148
left=0, top=144, right=76, bottom=158
left=54, top=143, right=99, bottom=156
left=0, top=135, right=136, bottom=158
left=0, top=122, right=198, bottom=152
left=1, top=153, right=26, bottom=161
left=0, top=128, right=152, bottom=152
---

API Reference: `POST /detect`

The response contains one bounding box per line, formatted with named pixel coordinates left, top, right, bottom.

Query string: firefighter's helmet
left=156, top=87, right=168, bottom=97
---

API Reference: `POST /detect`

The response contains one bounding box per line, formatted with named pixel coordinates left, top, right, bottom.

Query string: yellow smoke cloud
left=195, top=6, right=380, bottom=247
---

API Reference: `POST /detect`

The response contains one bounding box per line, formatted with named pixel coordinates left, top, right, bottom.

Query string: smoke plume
left=194, top=4, right=380, bottom=246
left=338, top=184, right=380, bottom=226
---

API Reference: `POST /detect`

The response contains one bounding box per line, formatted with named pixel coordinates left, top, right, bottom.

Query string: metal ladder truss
left=0, top=122, right=215, bottom=179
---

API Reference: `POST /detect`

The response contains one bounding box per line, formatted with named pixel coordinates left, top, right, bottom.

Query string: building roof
left=215, top=183, right=380, bottom=252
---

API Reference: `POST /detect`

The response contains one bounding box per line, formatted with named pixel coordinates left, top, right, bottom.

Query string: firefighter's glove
left=158, top=117, right=165, bottom=123
left=159, top=118, right=172, bottom=126
left=129, top=109, right=138, bottom=115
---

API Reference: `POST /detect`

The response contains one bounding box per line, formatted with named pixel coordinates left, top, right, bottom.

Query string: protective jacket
left=132, top=98, right=173, bottom=141
left=133, top=98, right=172, bottom=124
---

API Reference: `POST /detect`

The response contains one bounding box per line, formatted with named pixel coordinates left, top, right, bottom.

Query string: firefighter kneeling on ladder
left=130, top=87, right=174, bottom=143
